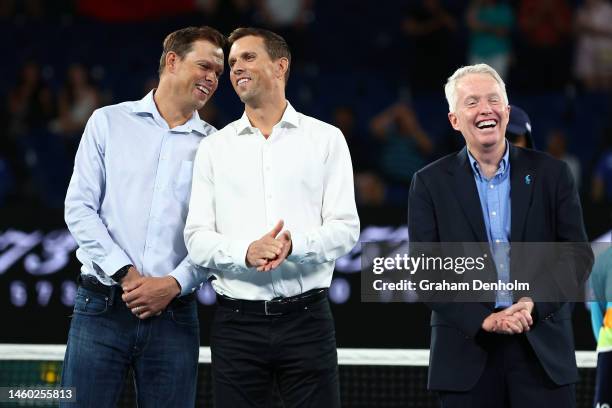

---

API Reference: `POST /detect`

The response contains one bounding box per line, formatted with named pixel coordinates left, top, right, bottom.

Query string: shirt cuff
left=170, top=262, right=208, bottom=296
left=229, top=239, right=252, bottom=270
left=287, top=232, right=307, bottom=262
left=95, top=246, right=133, bottom=279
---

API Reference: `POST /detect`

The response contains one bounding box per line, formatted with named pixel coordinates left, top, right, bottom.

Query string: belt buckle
left=264, top=300, right=283, bottom=316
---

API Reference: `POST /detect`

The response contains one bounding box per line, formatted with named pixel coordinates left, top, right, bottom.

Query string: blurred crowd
left=0, top=0, right=611, bottom=220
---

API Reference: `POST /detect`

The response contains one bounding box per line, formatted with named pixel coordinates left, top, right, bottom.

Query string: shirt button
left=495, top=239, right=501, bottom=244
left=489, top=184, right=494, bottom=189
left=491, top=211, right=497, bottom=216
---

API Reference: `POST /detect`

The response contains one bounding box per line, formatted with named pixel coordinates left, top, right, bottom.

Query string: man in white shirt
left=185, top=27, right=360, bottom=407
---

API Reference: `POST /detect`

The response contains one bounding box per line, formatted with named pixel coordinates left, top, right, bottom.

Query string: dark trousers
left=595, top=350, right=612, bottom=407
left=439, top=334, right=575, bottom=408
left=211, top=296, right=340, bottom=408
left=60, top=284, right=199, bottom=408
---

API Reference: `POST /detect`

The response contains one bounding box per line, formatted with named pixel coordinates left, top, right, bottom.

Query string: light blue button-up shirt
left=65, top=91, right=215, bottom=295
left=467, top=142, right=512, bottom=307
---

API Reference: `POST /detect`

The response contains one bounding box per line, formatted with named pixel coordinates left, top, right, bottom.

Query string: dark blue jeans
left=60, top=284, right=199, bottom=407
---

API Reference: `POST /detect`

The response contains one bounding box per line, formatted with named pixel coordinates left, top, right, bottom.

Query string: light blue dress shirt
left=467, top=142, right=512, bottom=307
left=65, top=91, right=215, bottom=295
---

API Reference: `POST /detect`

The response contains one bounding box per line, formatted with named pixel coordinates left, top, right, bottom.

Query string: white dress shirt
left=185, top=101, right=360, bottom=300
left=65, top=91, right=214, bottom=295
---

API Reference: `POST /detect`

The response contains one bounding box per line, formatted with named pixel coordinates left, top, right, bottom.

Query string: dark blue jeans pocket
left=169, top=299, right=199, bottom=327
left=73, top=287, right=109, bottom=316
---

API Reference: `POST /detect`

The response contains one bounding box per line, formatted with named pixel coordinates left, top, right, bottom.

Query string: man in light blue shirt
left=60, top=26, right=225, bottom=407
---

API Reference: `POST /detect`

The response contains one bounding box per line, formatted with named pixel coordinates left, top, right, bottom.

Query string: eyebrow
left=464, top=93, right=501, bottom=102
left=228, top=51, right=256, bottom=65
left=196, top=59, right=224, bottom=75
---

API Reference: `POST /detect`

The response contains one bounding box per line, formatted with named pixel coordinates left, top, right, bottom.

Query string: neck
left=469, top=141, right=506, bottom=179
left=153, top=81, right=194, bottom=129
left=245, top=93, right=287, bottom=138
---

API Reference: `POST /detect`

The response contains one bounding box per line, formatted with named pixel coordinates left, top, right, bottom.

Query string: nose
left=478, top=100, right=493, bottom=115
left=232, top=61, right=244, bottom=77
left=204, top=70, right=217, bottom=84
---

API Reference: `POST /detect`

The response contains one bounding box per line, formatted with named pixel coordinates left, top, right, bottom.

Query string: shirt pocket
left=173, top=160, right=193, bottom=202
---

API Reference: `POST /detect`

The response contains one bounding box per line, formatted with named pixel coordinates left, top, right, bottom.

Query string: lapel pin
left=525, top=175, right=532, bottom=185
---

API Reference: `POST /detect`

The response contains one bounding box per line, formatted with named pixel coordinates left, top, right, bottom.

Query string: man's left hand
left=122, top=276, right=182, bottom=319
left=258, top=230, right=292, bottom=272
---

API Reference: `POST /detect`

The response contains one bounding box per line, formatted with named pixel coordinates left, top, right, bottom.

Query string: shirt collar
left=131, top=90, right=207, bottom=136
left=467, top=139, right=510, bottom=180
left=236, top=100, right=299, bottom=135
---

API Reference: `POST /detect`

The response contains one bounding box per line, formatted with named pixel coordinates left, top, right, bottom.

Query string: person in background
left=506, top=104, right=534, bottom=149
left=589, top=247, right=612, bottom=408
left=546, top=129, right=581, bottom=190
left=466, top=0, right=514, bottom=79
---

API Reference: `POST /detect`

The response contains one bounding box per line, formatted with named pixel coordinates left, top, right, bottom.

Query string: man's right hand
left=481, top=301, right=533, bottom=335
left=245, top=220, right=285, bottom=268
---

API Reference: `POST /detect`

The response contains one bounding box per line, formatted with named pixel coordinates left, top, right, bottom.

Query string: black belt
left=217, top=288, right=328, bottom=316
left=78, top=274, right=195, bottom=304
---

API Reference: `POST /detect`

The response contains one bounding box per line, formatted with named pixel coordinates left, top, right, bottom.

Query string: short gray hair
left=444, top=64, right=508, bottom=113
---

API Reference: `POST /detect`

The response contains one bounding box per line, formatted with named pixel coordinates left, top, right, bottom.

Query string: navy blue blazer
left=408, top=144, right=594, bottom=391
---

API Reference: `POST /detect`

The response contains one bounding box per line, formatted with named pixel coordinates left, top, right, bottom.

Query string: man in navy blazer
left=408, top=64, right=594, bottom=407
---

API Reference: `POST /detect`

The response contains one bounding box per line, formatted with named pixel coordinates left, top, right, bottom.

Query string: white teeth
left=196, top=85, right=209, bottom=95
left=477, top=120, right=496, bottom=129
left=237, top=78, right=250, bottom=85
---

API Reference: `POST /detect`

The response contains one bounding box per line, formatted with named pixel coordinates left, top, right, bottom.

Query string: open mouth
left=195, top=84, right=210, bottom=96
left=476, top=119, right=497, bottom=129
left=237, top=78, right=251, bottom=86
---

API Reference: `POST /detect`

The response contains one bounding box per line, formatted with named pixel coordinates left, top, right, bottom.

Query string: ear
left=276, top=57, right=289, bottom=80
left=165, top=52, right=179, bottom=74
left=448, top=112, right=460, bottom=131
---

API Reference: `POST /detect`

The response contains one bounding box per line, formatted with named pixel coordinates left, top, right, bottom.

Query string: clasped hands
left=481, top=297, right=534, bottom=335
left=119, top=266, right=181, bottom=320
left=246, top=220, right=292, bottom=272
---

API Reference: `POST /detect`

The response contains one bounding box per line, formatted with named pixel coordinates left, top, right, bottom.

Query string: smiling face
left=448, top=73, right=510, bottom=154
left=228, top=35, right=285, bottom=106
left=169, top=39, right=224, bottom=111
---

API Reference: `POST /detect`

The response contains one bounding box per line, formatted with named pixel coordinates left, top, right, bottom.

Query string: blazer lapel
left=510, top=145, right=534, bottom=242
left=450, top=148, right=488, bottom=242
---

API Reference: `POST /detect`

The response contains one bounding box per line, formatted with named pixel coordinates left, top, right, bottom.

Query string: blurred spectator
left=334, top=106, right=377, bottom=173
left=574, top=0, right=612, bottom=91
left=506, top=104, right=534, bottom=149
left=254, top=0, right=314, bottom=62
left=517, top=0, right=572, bottom=89
left=334, top=105, right=386, bottom=206
left=50, top=64, right=101, bottom=148
left=370, top=102, right=433, bottom=187
left=255, top=0, right=314, bottom=29
left=592, top=127, right=612, bottom=202
left=7, top=61, right=54, bottom=138
left=196, top=0, right=255, bottom=35
left=546, top=129, right=581, bottom=189
left=401, top=0, right=458, bottom=91
left=466, top=0, right=514, bottom=80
